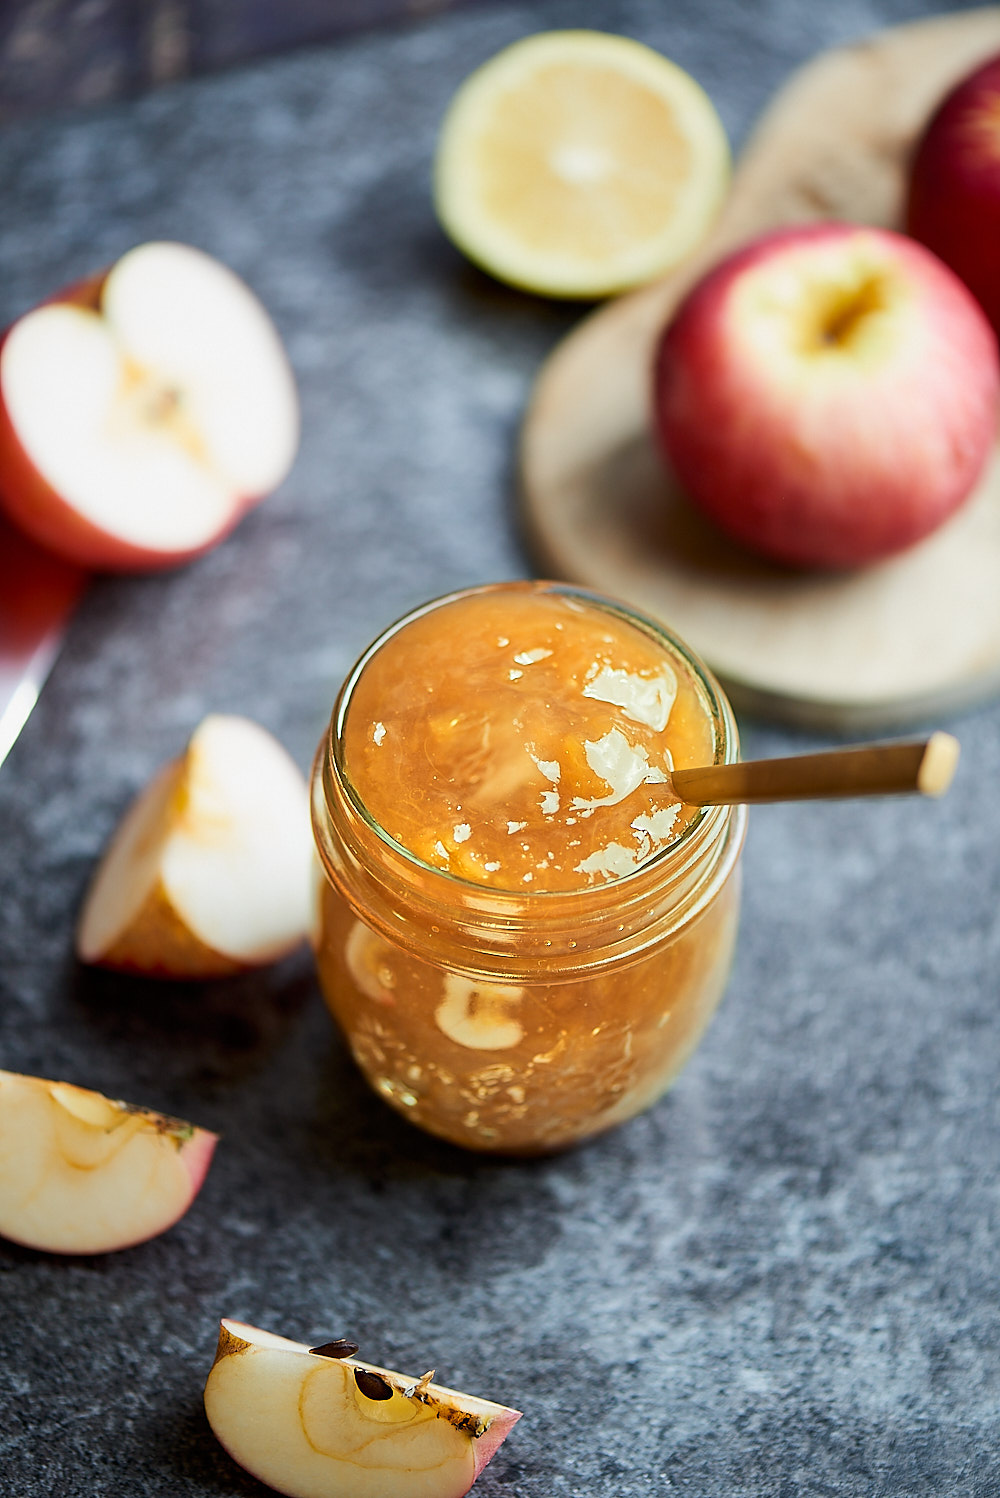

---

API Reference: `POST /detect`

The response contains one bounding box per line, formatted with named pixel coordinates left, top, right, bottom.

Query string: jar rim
left=324, top=580, right=739, bottom=907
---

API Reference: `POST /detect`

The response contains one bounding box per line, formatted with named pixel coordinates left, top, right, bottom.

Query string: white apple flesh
left=204, top=1319, right=521, bottom=1498
left=76, top=714, right=315, bottom=978
left=652, top=222, right=1000, bottom=569
left=0, top=1070, right=216, bottom=1254
left=0, top=242, right=299, bottom=570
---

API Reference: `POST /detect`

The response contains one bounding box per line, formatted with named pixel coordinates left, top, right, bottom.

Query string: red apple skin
left=907, top=52, right=1000, bottom=337
left=178, top=1126, right=219, bottom=1205
left=471, top=1407, right=522, bottom=1481
left=652, top=222, right=1000, bottom=570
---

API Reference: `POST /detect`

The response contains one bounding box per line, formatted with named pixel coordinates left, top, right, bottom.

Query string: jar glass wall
left=311, top=582, right=746, bottom=1153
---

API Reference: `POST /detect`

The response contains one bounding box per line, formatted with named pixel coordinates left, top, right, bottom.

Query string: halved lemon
left=433, top=30, right=730, bottom=299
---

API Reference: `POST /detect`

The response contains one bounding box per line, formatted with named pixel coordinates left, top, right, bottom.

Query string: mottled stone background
left=0, top=0, right=487, bottom=122
left=0, top=2, right=998, bottom=1495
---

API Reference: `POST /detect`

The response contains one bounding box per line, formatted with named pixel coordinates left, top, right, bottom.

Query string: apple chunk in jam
left=341, top=588, right=714, bottom=891
left=313, top=584, right=743, bottom=1153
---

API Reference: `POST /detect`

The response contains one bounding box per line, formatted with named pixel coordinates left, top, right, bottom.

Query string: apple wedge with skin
left=0, top=1070, right=216, bottom=1254
left=204, top=1320, right=522, bottom=1498
left=0, top=241, right=299, bottom=570
left=77, top=714, right=316, bottom=979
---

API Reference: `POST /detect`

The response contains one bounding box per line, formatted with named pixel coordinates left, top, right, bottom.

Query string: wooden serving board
left=521, top=8, right=1000, bottom=731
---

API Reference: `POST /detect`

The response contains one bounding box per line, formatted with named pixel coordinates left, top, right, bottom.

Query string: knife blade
left=0, top=515, right=88, bottom=768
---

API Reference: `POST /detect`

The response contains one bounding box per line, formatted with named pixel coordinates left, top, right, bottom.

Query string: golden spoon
left=672, top=732, right=960, bottom=807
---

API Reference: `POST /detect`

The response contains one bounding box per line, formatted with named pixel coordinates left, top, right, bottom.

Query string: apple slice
left=204, top=1319, right=521, bottom=1498
left=0, top=1069, right=216, bottom=1254
left=0, top=241, right=299, bottom=570
left=77, top=714, right=315, bottom=978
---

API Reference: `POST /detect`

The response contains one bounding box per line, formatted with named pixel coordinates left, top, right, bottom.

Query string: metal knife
left=0, top=514, right=88, bottom=768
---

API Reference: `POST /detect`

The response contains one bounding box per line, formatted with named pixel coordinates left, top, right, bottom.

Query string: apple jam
left=312, top=583, right=745, bottom=1153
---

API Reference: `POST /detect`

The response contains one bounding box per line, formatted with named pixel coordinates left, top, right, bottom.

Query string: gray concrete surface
left=0, top=2, right=997, bottom=1493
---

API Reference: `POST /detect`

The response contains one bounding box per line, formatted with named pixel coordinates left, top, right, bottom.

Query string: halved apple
left=204, top=1319, right=521, bottom=1498
left=0, top=1069, right=216, bottom=1254
left=76, top=714, right=315, bottom=978
left=0, top=241, right=299, bottom=570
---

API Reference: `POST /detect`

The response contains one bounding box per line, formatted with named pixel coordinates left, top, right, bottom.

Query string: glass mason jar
left=311, top=583, right=746, bottom=1154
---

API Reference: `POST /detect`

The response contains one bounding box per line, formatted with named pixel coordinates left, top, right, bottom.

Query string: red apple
left=652, top=222, right=1000, bottom=570
left=0, top=242, right=299, bottom=571
left=907, top=52, right=1000, bottom=337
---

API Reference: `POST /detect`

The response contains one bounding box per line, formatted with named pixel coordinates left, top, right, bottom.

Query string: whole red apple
left=652, top=222, right=1000, bottom=570
left=907, top=52, right=1000, bottom=337
left=0, top=242, right=299, bottom=572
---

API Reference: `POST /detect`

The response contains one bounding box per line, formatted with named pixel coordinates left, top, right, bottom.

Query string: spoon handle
left=671, top=732, right=960, bottom=807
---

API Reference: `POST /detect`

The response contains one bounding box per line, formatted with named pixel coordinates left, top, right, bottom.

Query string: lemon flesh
left=434, top=30, right=730, bottom=298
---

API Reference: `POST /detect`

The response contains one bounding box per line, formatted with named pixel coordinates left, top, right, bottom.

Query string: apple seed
left=354, top=1367, right=394, bottom=1401
left=309, top=1339, right=360, bottom=1359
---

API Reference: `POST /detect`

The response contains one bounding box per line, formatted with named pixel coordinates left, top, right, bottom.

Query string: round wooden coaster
left=521, top=8, right=1000, bottom=731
